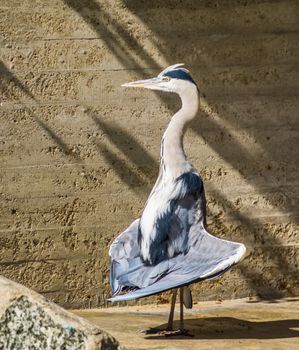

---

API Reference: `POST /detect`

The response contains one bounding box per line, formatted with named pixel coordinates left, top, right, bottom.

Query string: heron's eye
left=162, top=76, right=171, bottom=82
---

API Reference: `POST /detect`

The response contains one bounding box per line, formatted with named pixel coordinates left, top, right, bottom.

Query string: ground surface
left=74, top=297, right=299, bottom=350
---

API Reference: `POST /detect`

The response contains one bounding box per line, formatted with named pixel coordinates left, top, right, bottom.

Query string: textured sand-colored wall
left=1, top=0, right=298, bottom=308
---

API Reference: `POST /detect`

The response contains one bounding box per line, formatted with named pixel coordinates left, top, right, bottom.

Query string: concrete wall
left=1, top=0, right=298, bottom=308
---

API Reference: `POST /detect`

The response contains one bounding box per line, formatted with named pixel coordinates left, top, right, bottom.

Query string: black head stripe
left=163, top=69, right=197, bottom=86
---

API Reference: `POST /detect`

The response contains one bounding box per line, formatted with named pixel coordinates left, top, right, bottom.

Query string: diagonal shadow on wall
left=89, top=112, right=157, bottom=180
left=63, top=0, right=160, bottom=71
left=208, top=185, right=298, bottom=297
left=190, top=106, right=298, bottom=224
left=1, top=60, right=157, bottom=197
left=0, top=61, right=81, bottom=162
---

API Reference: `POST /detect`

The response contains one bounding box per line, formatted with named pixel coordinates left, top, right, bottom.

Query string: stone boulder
left=0, top=276, right=125, bottom=350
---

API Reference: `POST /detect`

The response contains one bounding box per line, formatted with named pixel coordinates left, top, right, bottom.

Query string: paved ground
left=73, top=297, right=299, bottom=350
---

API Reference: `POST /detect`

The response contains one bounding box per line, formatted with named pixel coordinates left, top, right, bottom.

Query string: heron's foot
left=164, top=329, right=194, bottom=337
left=142, top=328, right=193, bottom=337
left=141, top=327, right=166, bottom=335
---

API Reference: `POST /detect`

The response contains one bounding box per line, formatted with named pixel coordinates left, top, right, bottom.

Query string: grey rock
left=0, top=276, right=125, bottom=350
left=0, top=296, right=86, bottom=350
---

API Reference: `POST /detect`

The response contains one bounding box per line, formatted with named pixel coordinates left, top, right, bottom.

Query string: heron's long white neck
left=161, top=85, right=199, bottom=177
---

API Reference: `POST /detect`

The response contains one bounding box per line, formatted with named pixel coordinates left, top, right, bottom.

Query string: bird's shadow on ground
left=144, top=317, right=299, bottom=340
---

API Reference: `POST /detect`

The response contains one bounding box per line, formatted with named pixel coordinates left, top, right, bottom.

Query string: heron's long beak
left=121, top=77, right=161, bottom=89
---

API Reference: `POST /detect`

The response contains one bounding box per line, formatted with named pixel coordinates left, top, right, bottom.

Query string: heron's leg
left=143, top=289, right=177, bottom=334
left=179, top=287, right=184, bottom=332
left=166, top=287, right=193, bottom=337
left=143, top=288, right=193, bottom=337
left=166, top=289, right=177, bottom=331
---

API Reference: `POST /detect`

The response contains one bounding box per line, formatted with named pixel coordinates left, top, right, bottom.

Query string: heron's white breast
left=139, top=179, right=183, bottom=260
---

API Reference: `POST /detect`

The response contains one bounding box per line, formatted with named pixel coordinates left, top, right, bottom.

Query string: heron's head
left=122, top=64, right=198, bottom=95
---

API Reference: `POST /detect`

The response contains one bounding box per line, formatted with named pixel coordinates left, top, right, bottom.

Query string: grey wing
left=109, top=219, right=139, bottom=294
left=109, top=219, right=172, bottom=295
left=109, top=221, right=246, bottom=301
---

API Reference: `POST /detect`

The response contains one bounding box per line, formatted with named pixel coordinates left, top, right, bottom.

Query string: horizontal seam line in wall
left=0, top=257, right=75, bottom=264
left=0, top=191, right=129, bottom=200
left=1, top=187, right=299, bottom=200
left=0, top=217, right=297, bottom=230
left=2, top=29, right=299, bottom=42
left=2, top=99, right=299, bottom=110
left=1, top=163, right=94, bottom=169
left=0, top=256, right=89, bottom=265
left=0, top=221, right=298, bottom=233
left=2, top=93, right=299, bottom=108
left=0, top=223, right=121, bottom=232
left=0, top=0, right=298, bottom=10
left=23, top=31, right=299, bottom=39
left=1, top=188, right=299, bottom=200
left=1, top=162, right=298, bottom=170
left=2, top=61, right=299, bottom=73
left=2, top=61, right=299, bottom=74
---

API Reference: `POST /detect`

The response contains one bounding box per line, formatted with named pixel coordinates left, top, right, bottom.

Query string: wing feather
left=109, top=218, right=246, bottom=300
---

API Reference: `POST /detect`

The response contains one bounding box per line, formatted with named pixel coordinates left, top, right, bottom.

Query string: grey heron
left=108, top=64, right=246, bottom=335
